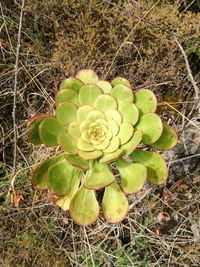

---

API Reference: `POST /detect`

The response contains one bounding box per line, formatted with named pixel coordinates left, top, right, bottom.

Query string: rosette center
left=88, top=123, right=107, bottom=142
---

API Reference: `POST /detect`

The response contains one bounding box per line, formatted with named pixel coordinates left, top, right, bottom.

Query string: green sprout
left=27, top=69, right=178, bottom=226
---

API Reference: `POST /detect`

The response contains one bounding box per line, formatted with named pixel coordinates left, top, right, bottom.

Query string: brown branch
left=128, top=189, right=152, bottom=211
left=174, top=37, right=199, bottom=100
left=12, top=0, right=25, bottom=172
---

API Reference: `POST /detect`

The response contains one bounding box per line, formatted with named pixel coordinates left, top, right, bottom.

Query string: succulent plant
left=27, top=69, right=178, bottom=226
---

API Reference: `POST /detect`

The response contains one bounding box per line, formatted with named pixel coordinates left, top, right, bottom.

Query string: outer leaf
left=99, top=149, right=123, bottom=163
left=59, top=77, right=84, bottom=92
left=150, top=124, right=178, bottom=150
left=77, top=138, right=95, bottom=152
left=83, top=160, right=115, bottom=190
left=105, top=110, right=122, bottom=125
left=65, top=155, right=89, bottom=171
left=96, top=80, right=112, bottom=93
left=27, top=114, right=49, bottom=145
left=78, top=150, right=102, bottom=160
left=121, top=130, right=142, bottom=156
left=56, top=170, right=82, bottom=211
left=77, top=105, right=95, bottom=122
left=47, top=158, right=74, bottom=196
left=75, top=69, right=99, bottom=84
left=79, top=84, right=102, bottom=106
left=111, top=77, right=131, bottom=88
left=39, top=117, right=65, bottom=146
left=108, top=120, right=119, bottom=136
left=116, top=159, right=146, bottom=194
left=135, top=113, right=163, bottom=145
left=95, top=95, right=118, bottom=111
left=69, top=187, right=99, bottom=226
left=104, top=136, right=120, bottom=153
left=130, top=150, right=168, bottom=185
left=57, top=133, right=78, bottom=155
left=117, top=122, right=134, bottom=145
left=68, top=122, right=81, bottom=140
left=31, top=155, right=64, bottom=190
left=56, top=89, right=79, bottom=106
left=102, top=181, right=128, bottom=223
left=56, top=101, right=78, bottom=126
left=111, top=84, right=133, bottom=103
left=118, top=103, right=139, bottom=125
left=87, top=110, right=105, bottom=121
left=135, top=89, right=157, bottom=115
left=93, top=140, right=110, bottom=150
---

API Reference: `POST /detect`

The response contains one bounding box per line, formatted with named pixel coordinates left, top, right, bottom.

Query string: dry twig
left=174, top=36, right=199, bottom=100
left=12, top=0, right=25, bottom=172
left=128, top=189, right=152, bottom=211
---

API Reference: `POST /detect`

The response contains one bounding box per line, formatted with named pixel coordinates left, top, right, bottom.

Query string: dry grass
left=0, top=0, right=200, bottom=266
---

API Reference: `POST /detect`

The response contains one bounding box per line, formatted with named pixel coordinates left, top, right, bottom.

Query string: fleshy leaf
left=47, top=158, right=75, bottom=196
left=108, top=120, right=119, bottom=136
left=69, top=187, right=99, bottom=226
left=95, top=119, right=108, bottom=128
left=116, top=159, right=146, bottom=194
left=84, top=160, right=115, bottom=190
left=77, top=138, right=95, bottom=152
left=56, top=89, right=79, bottom=106
left=111, top=77, right=131, bottom=88
left=56, top=101, right=78, bottom=126
left=31, top=155, right=64, bottom=190
left=105, top=110, right=122, bottom=125
left=79, top=150, right=102, bottom=160
left=103, top=129, right=113, bottom=142
left=77, top=105, right=95, bottom=122
left=121, top=130, right=142, bottom=155
left=27, top=114, right=49, bottom=145
left=57, top=133, right=78, bottom=154
left=87, top=110, right=105, bottom=121
left=59, top=77, right=84, bottom=92
left=93, top=140, right=110, bottom=150
left=65, top=155, right=89, bottom=171
left=79, top=84, right=102, bottom=106
left=118, top=103, right=139, bottom=125
left=150, top=124, right=178, bottom=150
left=95, top=95, right=118, bottom=111
left=68, top=122, right=81, bottom=140
left=80, top=120, right=90, bottom=131
left=56, top=169, right=82, bottom=211
left=104, top=137, right=120, bottom=153
left=102, top=181, right=128, bottom=223
left=81, top=130, right=90, bottom=143
left=135, top=89, right=157, bottom=115
left=117, top=122, right=134, bottom=145
left=75, top=69, right=99, bottom=84
left=130, top=150, right=168, bottom=184
left=99, top=149, right=123, bottom=163
left=96, top=80, right=112, bottom=93
left=135, top=113, right=163, bottom=144
left=39, top=117, right=65, bottom=146
left=111, top=84, right=133, bottom=103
